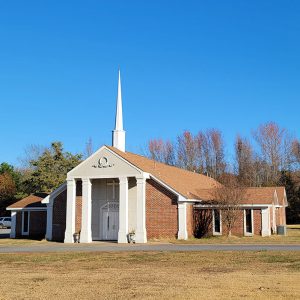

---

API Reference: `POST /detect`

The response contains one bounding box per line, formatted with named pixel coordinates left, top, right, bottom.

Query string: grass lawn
left=0, top=225, right=299, bottom=247
left=163, top=224, right=300, bottom=245
left=0, top=251, right=299, bottom=299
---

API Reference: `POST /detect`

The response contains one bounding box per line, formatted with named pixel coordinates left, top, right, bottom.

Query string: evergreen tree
left=278, top=171, right=300, bottom=224
left=24, top=142, right=82, bottom=193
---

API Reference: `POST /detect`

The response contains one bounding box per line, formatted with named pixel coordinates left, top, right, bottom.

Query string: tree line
left=147, top=122, right=300, bottom=224
left=0, top=142, right=83, bottom=216
left=0, top=122, right=299, bottom=224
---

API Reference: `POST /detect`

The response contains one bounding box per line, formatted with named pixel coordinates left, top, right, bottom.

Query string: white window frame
left=22, top=211, right=30, bottom=236
left=244, top=209, right=254, bottom=236
left=212, top=209, right=222, bottom=235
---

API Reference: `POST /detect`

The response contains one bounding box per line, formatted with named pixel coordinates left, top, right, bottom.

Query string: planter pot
left=73, top=233, right=80, bottom=243
left=127, top=233, right=135, bottom=244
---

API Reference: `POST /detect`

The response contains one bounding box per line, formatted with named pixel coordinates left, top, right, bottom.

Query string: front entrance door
left=102, top=210, right=119, bottom=240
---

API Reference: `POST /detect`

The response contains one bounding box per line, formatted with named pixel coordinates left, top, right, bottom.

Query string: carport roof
left=7, top=193, right=48, bottom=210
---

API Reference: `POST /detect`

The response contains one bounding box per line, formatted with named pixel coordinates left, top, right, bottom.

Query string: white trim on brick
left=21, top=211, right=30, bottom=236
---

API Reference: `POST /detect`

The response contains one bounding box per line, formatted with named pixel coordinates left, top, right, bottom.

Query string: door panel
left=102, top=211, right=119, bottom=240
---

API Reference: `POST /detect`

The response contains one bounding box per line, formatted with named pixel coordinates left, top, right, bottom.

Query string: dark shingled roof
left=7, top=193, right=48, bottom=209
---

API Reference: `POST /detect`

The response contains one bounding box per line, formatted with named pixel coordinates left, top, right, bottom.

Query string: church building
left=7, top=71, right=288, bottom=243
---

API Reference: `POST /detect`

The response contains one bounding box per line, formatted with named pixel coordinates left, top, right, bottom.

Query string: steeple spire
left=115, top=69, right=123, bottom=130
left=112, top=69, right=126, bottom=151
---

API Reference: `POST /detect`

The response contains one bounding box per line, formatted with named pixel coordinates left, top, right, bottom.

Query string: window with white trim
left=213, top=209, right=222, bottom=235
left=22, top=211, right=30, bottom=235
left=245, top=209, right=253, bottom=234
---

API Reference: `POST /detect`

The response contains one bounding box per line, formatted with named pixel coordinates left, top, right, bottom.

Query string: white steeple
left=112, top=69, right=126, bottom=151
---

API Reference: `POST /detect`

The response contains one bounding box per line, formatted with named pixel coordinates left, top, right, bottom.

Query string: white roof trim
left=42, top=182, right=67, bottom=204
left=194, top=204, right=272, bottom=208
left=6, top=207, right=47, bottom=211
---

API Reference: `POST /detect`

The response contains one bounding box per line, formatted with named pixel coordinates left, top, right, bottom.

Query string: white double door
left=102, top=209, right=119, bottom=240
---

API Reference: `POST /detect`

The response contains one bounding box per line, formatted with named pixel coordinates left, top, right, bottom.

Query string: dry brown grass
left=162, top=224, right=300, bottom=245
left=0, top=251, right=299, bottom=299
left=1, top=225, right=299, bottom=247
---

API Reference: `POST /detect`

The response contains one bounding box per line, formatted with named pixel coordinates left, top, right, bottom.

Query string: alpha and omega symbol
left=92, top=156, right=114, bottom=168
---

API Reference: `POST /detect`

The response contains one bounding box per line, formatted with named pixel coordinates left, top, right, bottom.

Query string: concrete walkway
left=0, top=243, right=300, bottom=253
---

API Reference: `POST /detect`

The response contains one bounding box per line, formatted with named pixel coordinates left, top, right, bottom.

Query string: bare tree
left=211, top=176, right=245, bottom=237
left=235, top=135, right=255, bottom=186
left=18, top=144, right=46, bottom=169
left=177, top=131, right=198, bottom=171
left=193, top=209, right=213, bottom=238
left=253, top=122, right=295, bottom=184
left=292, top=140, right=300, bottom=165
left=148, top=139, right=175, bottom=165
left=202, top=129, right=226, bottom=179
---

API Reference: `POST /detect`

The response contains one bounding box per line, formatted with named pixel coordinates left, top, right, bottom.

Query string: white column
left=81, top=178, right=92, bottom=243
left=272, top=205, right=276, bottom=234
left=261, top=207, right=271, bottom=237
left=178, top=202, right=188, bottom=240
left=118, top=177, right=129, bottom=243
left=10, top=211, right=17, bottom=238
left=135, top=177, right=147, bottom=243
left=45, top=201, right=53, bottom=240
left=64, top=178, right=76, bottom=243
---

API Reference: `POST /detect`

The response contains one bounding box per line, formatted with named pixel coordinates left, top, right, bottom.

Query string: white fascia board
left=274, top=190, right=279, bottom=206
left=194, top=204, right=272, bottom=209
left=185, top=199, right=203, bottom=203
left=283, top=189, right=288, bottom=207
left=67, top=145, right=143, bottom=179
left=42, top=182, right=67, bottom=204
left=6, top=207, right=47, bottom=211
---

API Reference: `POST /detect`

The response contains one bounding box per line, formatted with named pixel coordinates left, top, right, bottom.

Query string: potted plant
left=127, top=229, right=135, bottom=243
left=73, top=230, right=80, bottom=243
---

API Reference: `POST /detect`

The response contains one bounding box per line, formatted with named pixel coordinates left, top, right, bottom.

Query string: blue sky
left=0, top=1, right=299, bottom=166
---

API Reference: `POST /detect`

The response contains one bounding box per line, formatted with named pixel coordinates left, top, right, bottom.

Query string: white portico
left=64, top=147, right=149, bottom=244
left=64, top=71, right=148, bottom=243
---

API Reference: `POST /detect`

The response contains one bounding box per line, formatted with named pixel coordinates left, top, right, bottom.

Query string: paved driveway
left=0, top=229, right=10, bottom=239
left=0, top=243, right=300, bottom=253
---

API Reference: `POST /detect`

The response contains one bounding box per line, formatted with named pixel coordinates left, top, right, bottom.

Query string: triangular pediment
left=68, top=146, right=142, bottom=178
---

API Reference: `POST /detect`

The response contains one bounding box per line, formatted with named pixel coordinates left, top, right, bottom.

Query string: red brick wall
left=223, top=210, right=244, bottom=236
left=281, top=207, right=286, bottom=225
left=15, top=212, right=22, bottom=238
left=52, top=181, right=82, bottom=242
left=29, top=211, right=47, bottom=239
left=52, top=190, right=67, bottom=242
left=193, top=209, right=213, bottom=238
left=253, top=209, right=262, bottom=235
left=75, top=181, right=82, bottom=233
left=194, top=208, right=263, bottom=237
left=15, top=210, right=46, bottom=239
left=276, top=207, right=286, bottom=226
left=146, top=179, right=178, bottom=239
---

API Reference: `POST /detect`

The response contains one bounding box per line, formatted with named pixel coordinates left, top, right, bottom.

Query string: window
left=22, top=211, right=30, bottom=235
left=213, top=209, right=221, bottom=235
left=245, top=209, right=253, bottom=234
